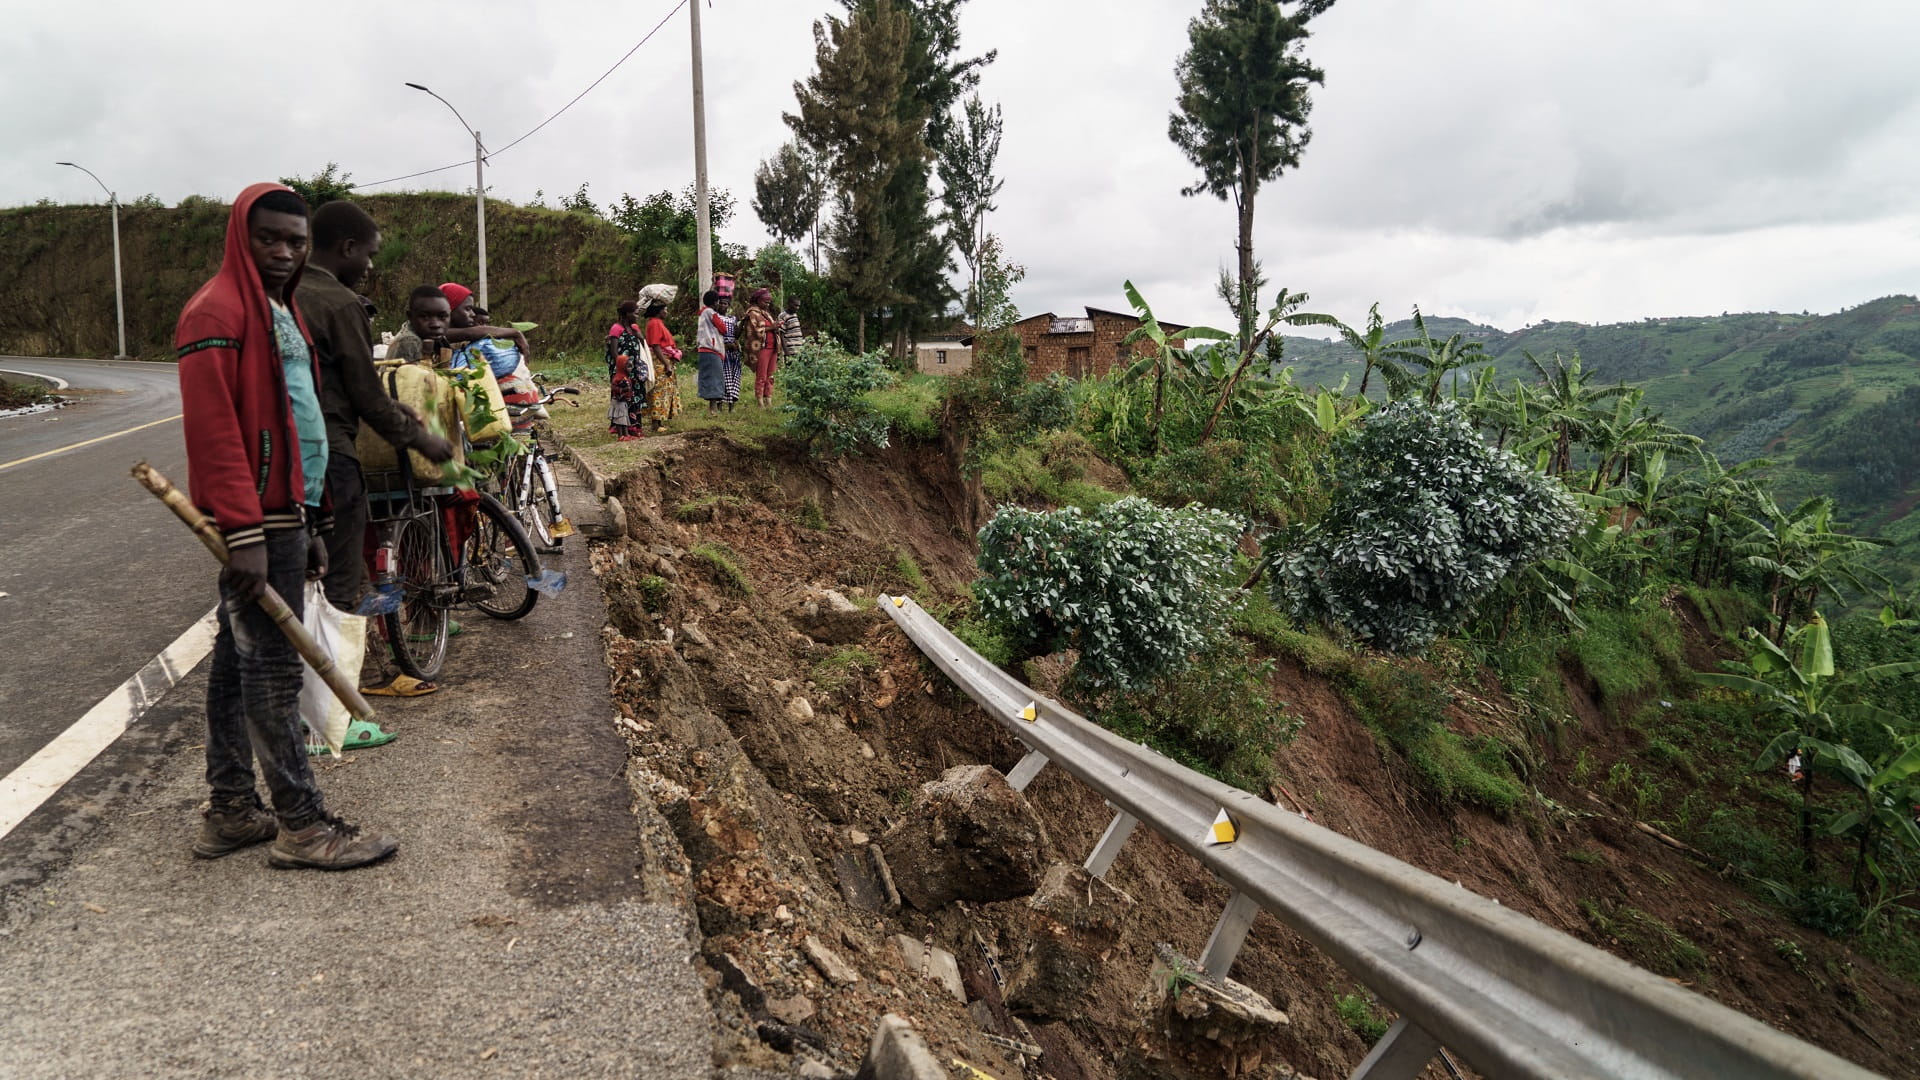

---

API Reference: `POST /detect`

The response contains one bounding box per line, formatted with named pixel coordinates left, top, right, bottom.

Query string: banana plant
left=1696, top=614, right=1920, bottom=873
left=1824, top=732, right=1920, bottom=900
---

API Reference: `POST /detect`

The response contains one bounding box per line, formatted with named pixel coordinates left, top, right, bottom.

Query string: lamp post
left=56, top=161, right=130, bottom=360
left=404, top=82, right=489, bottom=310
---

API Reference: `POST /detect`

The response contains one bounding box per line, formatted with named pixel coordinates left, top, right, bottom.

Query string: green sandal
left=306, top=719, right=398, bottom=756
left=407, top=619, right=462, bottom=643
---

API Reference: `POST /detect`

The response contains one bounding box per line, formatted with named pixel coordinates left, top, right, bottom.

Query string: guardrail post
left=1005, top=750, right=1048, bottom=792
left=1198, top=890, right=1261, bottom=979
left=1348, top=1017, right=1440, bottom=1080
left=1082, top=810, right=1137, bottom=879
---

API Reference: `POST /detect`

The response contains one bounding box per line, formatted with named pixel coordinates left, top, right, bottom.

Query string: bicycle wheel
left=521, top=453, right=556, bottom=548
left=468, top=493, right=540, bottom=620
left=383, top=512, right=451, bottom=680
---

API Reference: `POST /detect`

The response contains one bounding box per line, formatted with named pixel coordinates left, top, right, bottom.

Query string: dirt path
left=0, top=478, right=713, bottom=1079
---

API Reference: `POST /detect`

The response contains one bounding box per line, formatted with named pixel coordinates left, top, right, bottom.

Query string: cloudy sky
left=8, top=0, right=1918, bottom=333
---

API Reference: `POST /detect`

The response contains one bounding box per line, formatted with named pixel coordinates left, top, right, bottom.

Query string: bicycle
left=366, top=426, right=544, bottom=680
left=496, top=377, right=580, bottom=552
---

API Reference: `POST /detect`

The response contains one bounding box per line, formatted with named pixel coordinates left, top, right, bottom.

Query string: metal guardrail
left=879, top=594, right=1881, bottom=1080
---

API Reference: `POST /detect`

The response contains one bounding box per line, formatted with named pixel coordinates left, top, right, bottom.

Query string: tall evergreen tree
left=937, top=94, right=1005, bottom=326
left=752, top=140, right=826, bottom=272
left=789, top=0, right=921, bottom=352
left=1169, top=0, right=1334, bottom=351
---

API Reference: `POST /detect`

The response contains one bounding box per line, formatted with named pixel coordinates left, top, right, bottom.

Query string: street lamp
left=405, top=82, right=489, bottom=310
left=56, top=161, right=130, bottom=360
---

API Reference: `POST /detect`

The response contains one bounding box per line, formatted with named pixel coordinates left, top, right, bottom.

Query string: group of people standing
left=176, top=183, right=502, bottom=872
left=610, top=272, right=801, bottom=434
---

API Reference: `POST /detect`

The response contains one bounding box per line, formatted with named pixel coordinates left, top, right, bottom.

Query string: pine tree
left=789, top=0, right=922, bottom=352
left=1169, top=0, right=1334, bottom=351
left=752, top=141, right=826, bottom=272
left=937, top=94, right=1005, bottom=327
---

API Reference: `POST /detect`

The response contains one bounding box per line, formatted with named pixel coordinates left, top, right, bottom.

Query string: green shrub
left=954, top=615, right=1015, bottom=669
left=1275, top=401, right=1580, bottom=653
left=1344, top=664, right=1525, bottom=814
left=869, top=375, right=941, bottom=440
left=636, top=575, right=672, bottom=613
left=776, top=336, right=893, bottom=456
left=1332, top=990, right=1391, bottom=1045
left=690, top=542, right=752, bottom=596
left=893, top=549, right=928, bottom=594
left=975, top=497, right=1243, bottom=693
left=976, top=430, right=1125, bottom=512
left=812, top=646, right=877, bottom=692
left=1580, top=899, right=1708, bottom=976
left=797, top=496, right=828, bottom=530
left=1100, top=638, right=1299, bottom=791
left=1567, top=604, right=1682, bottom=701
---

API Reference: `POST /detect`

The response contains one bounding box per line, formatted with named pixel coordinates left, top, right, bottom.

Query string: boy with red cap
left=175, top=183, right=398, bottom=870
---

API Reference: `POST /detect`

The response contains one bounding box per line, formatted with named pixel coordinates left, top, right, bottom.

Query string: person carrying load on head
left=606, top=298, right=651, bottom=440
left=696, top=288, right=734, bottom=414
left=640, top=283, right=683, bottom=433
left=174, top=182, right=398, bottom=870
left=712, top=272, right=743, bottom=411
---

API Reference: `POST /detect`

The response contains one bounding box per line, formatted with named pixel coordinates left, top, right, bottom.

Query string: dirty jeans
left=204, top=527, right=326, bottom=828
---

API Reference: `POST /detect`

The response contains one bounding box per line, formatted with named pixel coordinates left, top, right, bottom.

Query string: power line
left=350, top=0, right=688, bottom=190
left=352, top=160, right=472, bottom=191
left=493, top=0, right=689, bottom=159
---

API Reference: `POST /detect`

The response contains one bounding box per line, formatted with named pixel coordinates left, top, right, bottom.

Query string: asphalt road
left=0, top=476, right=715, bottom=1078
left=0, top=357, right=208, bottom=783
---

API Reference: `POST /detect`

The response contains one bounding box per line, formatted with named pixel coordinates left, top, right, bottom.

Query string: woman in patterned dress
left=641, top=295, right=683, bottom=432
left=605, top=299, right=649, bottom=440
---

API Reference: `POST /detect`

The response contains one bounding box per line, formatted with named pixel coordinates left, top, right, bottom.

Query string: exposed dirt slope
left=592, top=428, right=1917, bottom=1079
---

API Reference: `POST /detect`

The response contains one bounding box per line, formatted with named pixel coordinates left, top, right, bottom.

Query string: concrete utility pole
left=407, top=83, right=489, bottom=309
left=474, top=129, right=489, bottom=310
left=56, top=162, right=129, bottom=360
left=690, top=0, right=713, bottom=293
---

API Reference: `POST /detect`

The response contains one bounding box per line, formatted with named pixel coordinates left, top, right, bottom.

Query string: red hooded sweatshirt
left=175, top=183, right=328, bottom=551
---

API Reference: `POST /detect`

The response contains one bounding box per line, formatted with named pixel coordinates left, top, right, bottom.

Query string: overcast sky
left=8, top=0, right=1918, bottom=333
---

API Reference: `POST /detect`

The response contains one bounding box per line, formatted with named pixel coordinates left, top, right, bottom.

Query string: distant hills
left=1280, top=295, right=1920, bottom=594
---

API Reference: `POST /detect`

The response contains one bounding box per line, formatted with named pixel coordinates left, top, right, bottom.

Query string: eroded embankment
left=585, top=427, right=1917, bottom=1080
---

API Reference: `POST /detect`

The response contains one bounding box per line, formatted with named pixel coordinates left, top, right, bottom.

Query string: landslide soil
left=589, top=427, right=1918, bottom=1080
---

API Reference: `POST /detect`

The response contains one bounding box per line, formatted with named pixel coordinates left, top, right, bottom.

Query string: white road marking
left=0, top=608, right=218, bottom=840
left=0, top=413, right=182, bottom=472
left=0, top=368, right=71, bottom=390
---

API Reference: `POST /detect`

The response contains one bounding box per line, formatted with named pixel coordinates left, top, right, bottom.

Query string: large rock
left=1007, top=862, right=1135, bottom=1019
left=789, top=588, right=876, bottom=645
left=853, top=1014, right=945, bottom=1080
left=1146, top=943, right=1289, bottom=1080
left=881, top=765, right=1049, bottom=911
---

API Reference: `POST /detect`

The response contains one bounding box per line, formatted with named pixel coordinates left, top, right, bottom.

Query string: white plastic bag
left=298, top=582, right=367, bottom=758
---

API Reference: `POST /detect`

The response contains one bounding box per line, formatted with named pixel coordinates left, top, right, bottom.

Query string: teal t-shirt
left=270, top=300, right=329, bottom=507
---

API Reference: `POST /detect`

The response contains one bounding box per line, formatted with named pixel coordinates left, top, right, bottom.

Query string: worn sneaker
left=193, top=803, right=278, bottom=859
left=267, top=814, right=399, bottom=871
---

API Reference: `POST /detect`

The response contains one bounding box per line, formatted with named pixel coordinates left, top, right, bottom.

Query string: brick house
left=999, top=307, right=1189, bottom=380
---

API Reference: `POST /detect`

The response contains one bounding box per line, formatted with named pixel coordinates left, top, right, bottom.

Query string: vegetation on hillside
left=868, top=271, right=1920, bottom=986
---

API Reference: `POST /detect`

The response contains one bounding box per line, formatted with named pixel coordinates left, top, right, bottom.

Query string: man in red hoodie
left=175, top=183, right=398, bottom=870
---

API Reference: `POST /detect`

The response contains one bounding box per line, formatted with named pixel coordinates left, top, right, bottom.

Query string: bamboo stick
left=132, top=461, right=376, bottom=724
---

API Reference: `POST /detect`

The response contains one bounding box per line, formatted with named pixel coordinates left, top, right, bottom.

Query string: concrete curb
left=540, top=426, right=623, bottom=537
